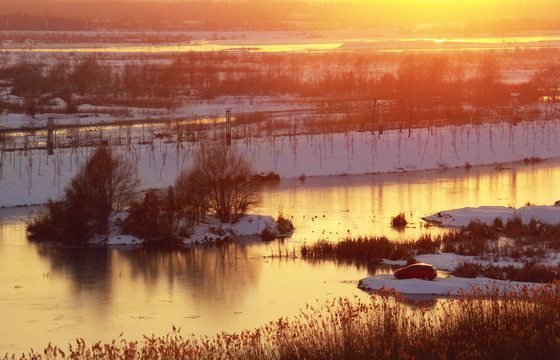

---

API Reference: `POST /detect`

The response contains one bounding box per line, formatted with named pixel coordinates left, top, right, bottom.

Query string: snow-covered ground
left=382, top=253, right=526, bottom=273
left=2, top=119, right=560, bottom=208
left=358, top=205, right=560, bottom=296
left=422, top=204, right=560, bottom=227
left=91, top=213, right=279, bottom=246
left=358, top=274, right=547, bottom=296
left=0, top=95, right=315, bottom=130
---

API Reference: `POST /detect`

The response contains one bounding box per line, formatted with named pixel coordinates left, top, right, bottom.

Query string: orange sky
left=1, top=0, right=558, bottom=32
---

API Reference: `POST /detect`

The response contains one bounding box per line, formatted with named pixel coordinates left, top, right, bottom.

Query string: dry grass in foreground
left=4, top=282, right=560, bottom=360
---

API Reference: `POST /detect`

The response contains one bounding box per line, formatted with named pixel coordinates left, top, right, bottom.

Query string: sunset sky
left=0, top=0, right=558, bottom=33
left=2, top=0, right=557, bottom=21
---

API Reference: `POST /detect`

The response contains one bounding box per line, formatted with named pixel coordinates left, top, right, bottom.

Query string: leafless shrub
left=68, top=145, right=140, bottom=214
left=182, top=145, right=261, bottom=223
left=26, top=145, right=139, bottom=242
left=174, top=169, right=209, bottom=228
left=123, top=187, right=181, bottom=247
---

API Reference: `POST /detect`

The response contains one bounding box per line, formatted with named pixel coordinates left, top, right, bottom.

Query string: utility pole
left=371, top=99, right=377, bottom=135
left=378, top=101, right=384, bottom=137
left=511, top=93, right=520, bottom=125
left=225, top=108, right=232, bottom=146
left=47, top=117, right=54, bottom=155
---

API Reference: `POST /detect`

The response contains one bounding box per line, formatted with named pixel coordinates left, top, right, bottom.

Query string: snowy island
left=359, top=204, right=560, bottom=296
left=422, top=204, right=560, bottom=227
left=92, top=213, right=285, bottom=247
left=358, top=274, right=547, bottom=296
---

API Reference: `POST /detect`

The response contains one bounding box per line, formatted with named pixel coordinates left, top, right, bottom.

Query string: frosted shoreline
left=2, top=120, right=560, bottom=208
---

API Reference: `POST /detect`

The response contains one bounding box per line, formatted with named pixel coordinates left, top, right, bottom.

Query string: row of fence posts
left=31, top=101, right=525, bottom=155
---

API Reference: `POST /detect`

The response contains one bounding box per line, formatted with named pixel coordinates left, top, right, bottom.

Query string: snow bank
left=90, top=213, right=277, bottom=246
left=2, top=120, right=560, bottom=207
left=384, top=248, right=560, bottom=276
left=185, top=214, right=277, bottom=245
left=0, top=95, right=309, bottom=130
left=383, top=253, right=479, bottom=272
left=422, top=205, right=560, bottom=227
left=358, top=274, right=547, bottom=296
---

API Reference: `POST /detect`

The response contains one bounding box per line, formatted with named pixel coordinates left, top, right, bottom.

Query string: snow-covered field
left=0, top=95, right=315, bottom=130
left=2, top=119, right=560, bottom=208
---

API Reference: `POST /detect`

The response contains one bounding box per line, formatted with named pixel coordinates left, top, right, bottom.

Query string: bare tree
left=27, top=145, right=140, bottom=243
left=476, top=56, right=502, bottom=100
left=473, top=54, right=503, bottom=106
left=174, top=170, right=208, bottom=227
left=181, top=145, right=261, bottom=223
left=533, top=63, right=560, bottom=103
left=67, top=145, right=139, bottom=215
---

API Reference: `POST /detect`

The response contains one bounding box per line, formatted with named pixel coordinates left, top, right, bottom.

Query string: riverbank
left=5, top=280, right=560, bottom=360
left=2, top=120, right=560, bottom=208
left=88, top=213, right=284, bottom=247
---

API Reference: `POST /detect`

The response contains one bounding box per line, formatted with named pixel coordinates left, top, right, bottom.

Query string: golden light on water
left=4, top=34, right=560, bottom=55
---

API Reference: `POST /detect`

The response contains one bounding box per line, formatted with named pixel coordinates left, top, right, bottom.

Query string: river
left=1, top=159, right=559, bottom=354
left=4, top=34, right=560, bottom=53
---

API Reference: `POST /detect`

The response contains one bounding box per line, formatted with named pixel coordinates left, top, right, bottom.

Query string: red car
left=394, top=263, right=437, bottom=280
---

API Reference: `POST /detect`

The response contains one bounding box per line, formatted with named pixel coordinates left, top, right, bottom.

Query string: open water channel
left=1, top=159, right=560, bottom=354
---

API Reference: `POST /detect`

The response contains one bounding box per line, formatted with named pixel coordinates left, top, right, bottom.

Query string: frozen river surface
left=1, top=159, right=559, bottom=354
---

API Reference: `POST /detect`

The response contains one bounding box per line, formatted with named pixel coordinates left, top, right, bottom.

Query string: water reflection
left=0, top=226, right=371, bottom=353
left=0, top=42, right=343, bottom=54
left=31, top=243, right=265, bottom=307
left=117, top=245, right=262, bottom=307
left=35, top=246, right=113, bottom=292
left=257, top=159, right=560, bottom=243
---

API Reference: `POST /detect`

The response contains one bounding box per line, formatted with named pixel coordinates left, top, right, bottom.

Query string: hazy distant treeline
left=2, top=50, right=557, bottom=119
left=1, top=0, right=560, bottom=31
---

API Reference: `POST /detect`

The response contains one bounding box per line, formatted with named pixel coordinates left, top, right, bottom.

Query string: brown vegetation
left=26, top=145, right=139, bottom=243
left=5, top=283, right=560, bottom=359
left=300, top=235, right=441, bottom=262
left=390, top=212, right=408, bottom=229
left=177, top=145, right=261, bottom=224
left=0, top=50, right=554, bottom=121
left=123, top=188, right=182, bottom=247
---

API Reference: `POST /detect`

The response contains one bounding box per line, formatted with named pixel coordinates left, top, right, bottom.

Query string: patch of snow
left=358, top=274, right=547, bottom=296
left=382, top=251, right=560, bottom=273
left=230, top=214, right=276, bottom=236
left=185, top=214, right=277, bottom=245
left=90, top=212, right=143, bottom=246
left=90, top=213, right=279, bottom=247
left=1, top=113, right=30, bottom=129
left=422, top=205, right=560, bottom=227
left=383, top=253, right=476, bottom=272
left=52, top=97, right=67, bottom=109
